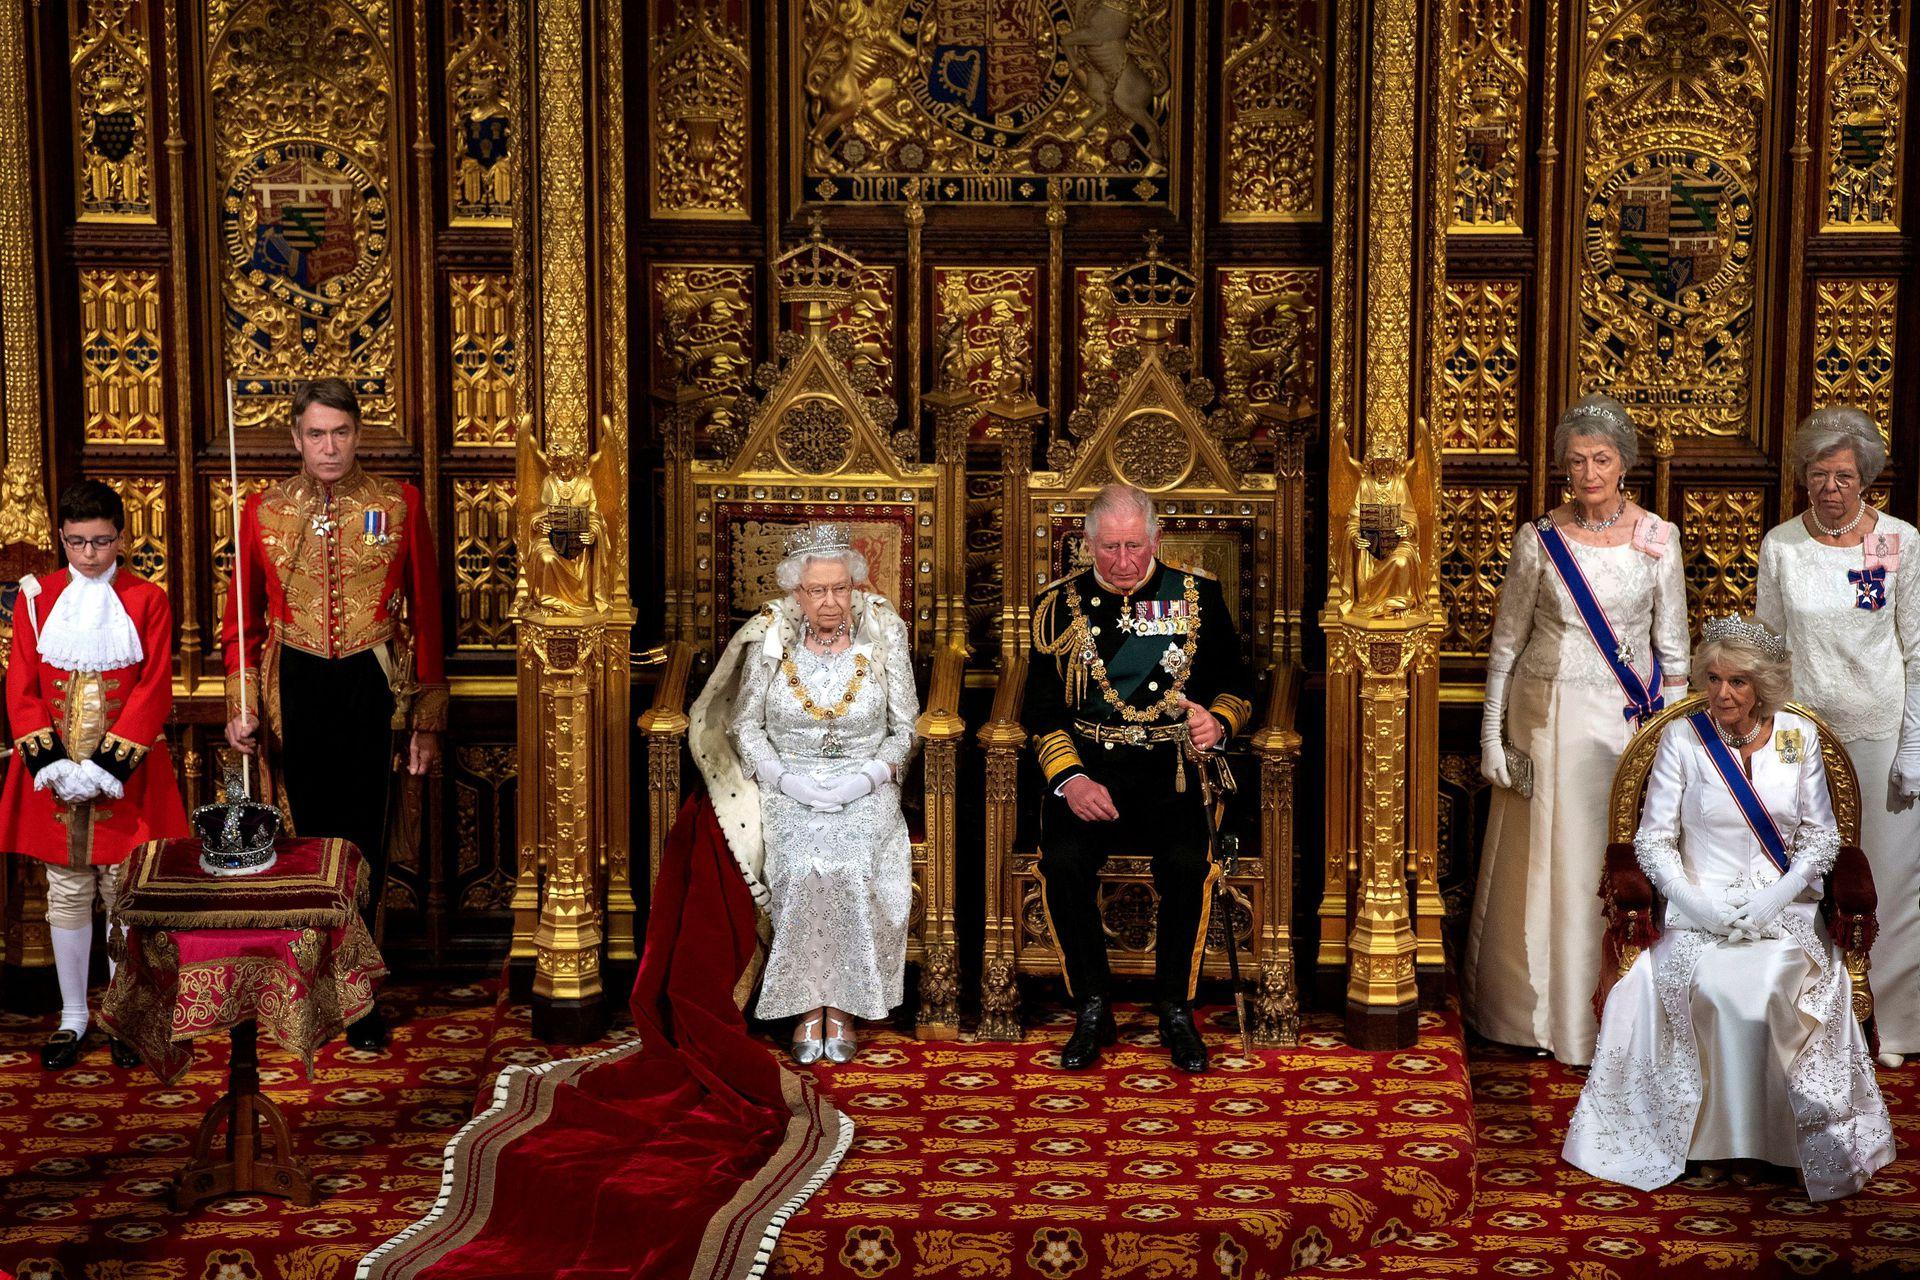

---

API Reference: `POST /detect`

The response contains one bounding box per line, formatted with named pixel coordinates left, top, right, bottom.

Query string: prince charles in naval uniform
left=1025, top=483, right=1253, bottom=1073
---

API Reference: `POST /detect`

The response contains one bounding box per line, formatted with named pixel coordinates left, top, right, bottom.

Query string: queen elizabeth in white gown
left=1564, top=621, right=1894, bottom=1201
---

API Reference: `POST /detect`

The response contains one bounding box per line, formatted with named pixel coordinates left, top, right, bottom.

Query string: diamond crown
left=1702, top=614, right=1788, bottom=661
left=782, top=522, right=854, bottom=559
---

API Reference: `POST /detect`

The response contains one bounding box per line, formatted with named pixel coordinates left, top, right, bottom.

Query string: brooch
left=1775, top=728, right=1804, bottom=763
left=1159, top=645, right=1190, bottom=678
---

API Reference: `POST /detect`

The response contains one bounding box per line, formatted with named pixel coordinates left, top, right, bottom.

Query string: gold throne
left=976, top=245, right=1305, bottom=1044
left=641, top=220, right=969, bottom=1038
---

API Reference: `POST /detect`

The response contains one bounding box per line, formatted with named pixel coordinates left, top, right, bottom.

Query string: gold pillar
left=1320, top=0, right=1441, bottom=1049
left=514, top=0, right=632, bottom=1042
left=0, top=0, right=49, bottom=553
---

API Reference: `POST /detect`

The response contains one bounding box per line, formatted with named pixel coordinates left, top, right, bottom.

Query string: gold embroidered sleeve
left=408, top=685, right=450, bottom=733
left=226, top=669, right=261, bottom=722
left=1209, top=693, right=1254, bottom=738
left=1034, top=729, right=1085, bottom=784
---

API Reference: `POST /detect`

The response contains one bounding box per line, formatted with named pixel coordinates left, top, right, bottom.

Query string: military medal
left=1160, top=644, right=1190, bottom=678
left=364, top=508, right=392, bottom=545
left=310, top=513, right=335, bottom=537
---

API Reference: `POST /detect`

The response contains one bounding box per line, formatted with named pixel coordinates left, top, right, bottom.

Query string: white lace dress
left=1563, top=712, right=1894, bottom=1200
left=730, top=619, right=919, bottom=1021
left=1465, top=517, right=1690, bottom=1064
left=1757, top=512, right=1920, bottom=1054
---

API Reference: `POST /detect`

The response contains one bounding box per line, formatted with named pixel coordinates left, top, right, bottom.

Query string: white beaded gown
left=1757, top=512, right=1920, bottom=1055
left=1563, top=712, right=1894, bottom=1200
left=1465, top=516, right=1690, bottom=1065
left=730, top=615, right=920, bottom=1022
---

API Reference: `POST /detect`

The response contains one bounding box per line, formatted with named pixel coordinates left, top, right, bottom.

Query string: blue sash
left=1534, top=519, right=1664, bottom=724
left=1687, top=711, right=1791, bottom=874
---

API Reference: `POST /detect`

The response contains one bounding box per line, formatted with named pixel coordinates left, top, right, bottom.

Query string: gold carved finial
left=774, top=214, right=862, bottom=338
left=1106, top=232, right=1196, bottom=348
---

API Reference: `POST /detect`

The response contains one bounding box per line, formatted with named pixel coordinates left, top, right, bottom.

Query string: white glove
left=1479, top=667, right=1513, bottom=789
left=1893, top=676, right=1920, bottom=798
left=1659, top=878, right=1736, bottom=937
left=816, top=760, right=893, bottom=807
left=751, top=756, right=786, bottom=788
left=777, top=771, right=842, bottom=812
left=1727, top=865, right=1811, bottom=937
left=74, top=759, right=123, bottom=801
left=33, top=758, right=81, bottom=798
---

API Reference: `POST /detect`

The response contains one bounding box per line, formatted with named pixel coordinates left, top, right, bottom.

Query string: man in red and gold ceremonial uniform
left=0, top=481, right=189, bottom=1070
left=221, top=377, right=446, bottom=1049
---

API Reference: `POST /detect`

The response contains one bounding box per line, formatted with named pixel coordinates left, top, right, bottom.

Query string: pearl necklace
left=1715, top=718, right=1764, bottom=749
left=1572, top=496, right=1627, bottom=533
left=1811, top=501, right=1869, bottom=539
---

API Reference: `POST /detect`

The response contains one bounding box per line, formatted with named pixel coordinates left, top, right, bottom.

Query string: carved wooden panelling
left=70, top=0, right=155, bottom=221
left=1216, top=267, right=1320, bottom=423
left=1812, top=277, right=1898, bottom=440
left=1435, top=279, right=1522, bottom=453
left=1822, top=0, right=1907, bottom=230
left=1221, top=0, right=1325, bottom=221
left=1450, top=0, right=1525, bottom=231
left=80, top=268, right=166, bottom=445
left=449, top=272, right=518, bottom=448
left=209, top=476, right=275, bottom=627
left=1438, top=484, right=1518, bottom=657
left=649, top=0, right=749, bottom=218
left=452, top=478, right=518, bottom=649
left=1680, top=487, right=1765, bottom=636
left=931, top=265, right=1038, bottom=438
left=104, top=475, right=168, bottom=590
left=446, top=0, right=516, bottom=225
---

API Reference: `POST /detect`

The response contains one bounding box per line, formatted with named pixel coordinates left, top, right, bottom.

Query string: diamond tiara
left=782, top=522, right=854, bottom=559
left=1563, top=401, right=1624, bottom=429
left=1702, top=614, right=1788, bottom=661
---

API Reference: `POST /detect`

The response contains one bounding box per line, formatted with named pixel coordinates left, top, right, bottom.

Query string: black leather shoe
left=1058, top=995, right=1118, bottom=1071
left=109, top=1037, right=140, bottom=1070
left=346, top=1008, right=389, bottom=1051
left=42, top=1029, right=83, bottom=1071
left=1158, top=1003, right=1209, bottom=1073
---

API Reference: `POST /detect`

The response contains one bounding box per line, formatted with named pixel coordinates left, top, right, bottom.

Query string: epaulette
left=1034, top=566, right=1084, bottom=599
left=1159, top=557, right=1217, bottom=581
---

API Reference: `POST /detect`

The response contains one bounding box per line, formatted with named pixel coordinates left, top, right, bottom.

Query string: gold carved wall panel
left=447, top=0, right=516, bottom=226
left=931, top=265, right=1037, bottom=437
left=452, top=478, right=517, bottom=649
left=1438, top=484, right=1518, bottom=657
left=1576, top=1, right=1770, bottom=447
left=1451, top=0, right=1525, bottom=231
left=649, top=0, right=750, bottom=218
left=651, top=262, right=754, bottom=438
left=450, top=272, right=518, bottom=447
left=792, top=0, right=1179, bottom=206
left=1435, top=278, right=1522, bottom=453
left=1822, top=0, right=1908, bottom=230
left=456, top=744, right=518, bottom=911
left=1217, top=267, right=1320, bottom=422
left=1221, top=0, right=1325, bottom=221
left=105, top=476, right=168, bottom=589
left=1812, top=277, right=1898, bottom=438
left=207, top=0, right=398, bottom=433
left=1680, top=486, right=1764, bottom=636
left=209, top=476, right=274, bottom=626
left=71, top=0, right=155, bottom=221
left=79, top=268, right=166, bottom=445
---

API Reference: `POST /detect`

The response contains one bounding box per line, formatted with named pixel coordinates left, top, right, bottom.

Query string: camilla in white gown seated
left=688, top=523, right=920, bottom=1067
left=1563, top=615, right=1895, bottom=1201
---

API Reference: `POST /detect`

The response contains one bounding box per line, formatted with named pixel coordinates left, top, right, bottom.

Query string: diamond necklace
left=1715, top=717, right=1764, bottom=748
left=1571, top=496, right=1627, bottom=532
left=1810, top=501, right=1868, bottom=539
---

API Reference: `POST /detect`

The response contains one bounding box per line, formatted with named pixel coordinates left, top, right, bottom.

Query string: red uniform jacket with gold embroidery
left=219, top=466, right=448, bottom=734
left=0, top=568, right=190, bottom=867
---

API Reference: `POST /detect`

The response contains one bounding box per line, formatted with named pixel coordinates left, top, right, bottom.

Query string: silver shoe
left=822, top=1014, right=857, bottom=1064
left=791, top=1015, right=825, bottom=1065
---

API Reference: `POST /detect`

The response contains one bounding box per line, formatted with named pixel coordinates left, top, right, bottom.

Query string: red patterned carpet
left=1, top=983, right=1915, bottom=1278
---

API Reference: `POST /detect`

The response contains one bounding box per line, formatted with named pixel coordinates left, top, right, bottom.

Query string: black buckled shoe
left=109, top=1037, right=141, bottom=1070
left=1059, top=995, right=1118, bottom=1071
left=1158, top=1002, right=1210, bottom=1073
left=346, top=1008, right=389, bottom=1051
left=42, top=1029, right=83, bottom=1072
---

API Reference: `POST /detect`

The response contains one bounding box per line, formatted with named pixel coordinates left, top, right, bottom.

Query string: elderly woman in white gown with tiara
left=686, top=523, right=920, bottom=1065
left=1757, top=407, right=1920, bottom=1070
left=1564, top=616, right=1893, bottom=1200
left=1466, top=393, right=1690, bottom=1065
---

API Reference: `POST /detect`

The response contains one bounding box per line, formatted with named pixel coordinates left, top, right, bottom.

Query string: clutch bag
left=1505, top=744, right=1534, bottom=800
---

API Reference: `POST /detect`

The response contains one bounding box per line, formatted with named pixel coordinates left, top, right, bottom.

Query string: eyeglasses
left=61, top=534, right=120, bottom=552
left=800, top=583, right=853, bottom=603
left=1806, top=469, right=1859, bottom=492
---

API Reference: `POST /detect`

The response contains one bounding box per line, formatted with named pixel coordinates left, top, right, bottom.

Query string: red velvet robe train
left=357, top=795, right=850, bottom=1280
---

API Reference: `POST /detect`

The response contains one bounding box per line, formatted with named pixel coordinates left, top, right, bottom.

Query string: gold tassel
left=1174, top=751, right=1186, bottom=793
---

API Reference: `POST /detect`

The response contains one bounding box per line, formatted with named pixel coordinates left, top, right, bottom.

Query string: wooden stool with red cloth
left=101, top=835, right=387, bottom=1209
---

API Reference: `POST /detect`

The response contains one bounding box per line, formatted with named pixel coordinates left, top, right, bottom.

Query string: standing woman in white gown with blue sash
left=1466, top=394, right=1692, bottom=1065
left=1564, top=618, right=1893, bottom=1199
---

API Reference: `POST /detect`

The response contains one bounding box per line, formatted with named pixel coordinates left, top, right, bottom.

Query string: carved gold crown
left=1106, top=231, right=1197, bottom=320
left=774, top=214, right=862, bottom=314
left=1703, top=614, right=1788, bottom=661
left=782, top=522, right=854, bottom=559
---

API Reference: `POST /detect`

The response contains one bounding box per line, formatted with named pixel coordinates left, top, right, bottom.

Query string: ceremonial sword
left=1179, top=725, right=1252, bottom=1056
